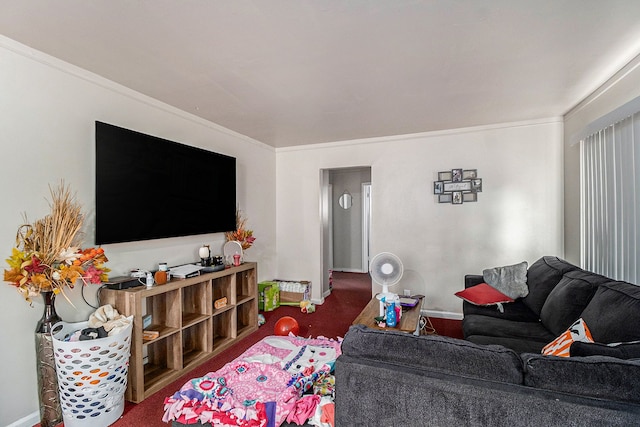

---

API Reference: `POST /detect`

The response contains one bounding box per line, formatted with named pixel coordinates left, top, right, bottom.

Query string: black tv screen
left=95, top=121, right=236, bottom=245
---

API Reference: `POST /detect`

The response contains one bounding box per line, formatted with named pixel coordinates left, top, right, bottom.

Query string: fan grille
left=370, top=252, right=403, bottom=286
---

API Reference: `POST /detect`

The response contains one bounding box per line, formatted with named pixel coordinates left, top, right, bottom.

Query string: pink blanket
left=162, top=335, right=341, bottom=426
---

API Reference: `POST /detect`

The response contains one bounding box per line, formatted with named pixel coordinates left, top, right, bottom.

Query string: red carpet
left=111, top=271, right=372, bottom=427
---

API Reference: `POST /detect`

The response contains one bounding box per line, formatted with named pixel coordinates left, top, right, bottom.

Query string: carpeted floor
left=110, top=271, right=373, bottom=427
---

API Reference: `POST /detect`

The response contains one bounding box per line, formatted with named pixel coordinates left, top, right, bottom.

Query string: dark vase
left=35, top=291, right=62, bottom=427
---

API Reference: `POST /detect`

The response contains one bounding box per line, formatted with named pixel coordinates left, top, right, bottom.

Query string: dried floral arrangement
left=225, top=208, right=256, bottom=250
left=3, top=182, right=109, bottom=304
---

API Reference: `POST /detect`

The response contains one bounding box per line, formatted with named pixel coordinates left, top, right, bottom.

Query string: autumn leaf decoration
left=3, top=182, right=110, bottom=304
left=225, top=208, right=256, bottom=251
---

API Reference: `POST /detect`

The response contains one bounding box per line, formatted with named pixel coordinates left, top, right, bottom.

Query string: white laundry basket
left=51, top=317, right=133, bottom=427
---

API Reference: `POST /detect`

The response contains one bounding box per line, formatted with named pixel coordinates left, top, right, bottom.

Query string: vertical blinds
left=581, top=114, right=640, bottom=283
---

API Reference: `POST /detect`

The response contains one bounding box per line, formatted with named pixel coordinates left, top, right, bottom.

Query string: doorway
left=320, top=167, right=372, bottom=298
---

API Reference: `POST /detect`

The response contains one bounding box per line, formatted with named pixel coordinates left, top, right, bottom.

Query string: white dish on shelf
left=223, top=240, right=243, bottom=264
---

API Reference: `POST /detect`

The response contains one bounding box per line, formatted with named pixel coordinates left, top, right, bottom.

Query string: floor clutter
left=106, top=271, right=373, bottom=427
left=163, top=334, right=340, bottom=426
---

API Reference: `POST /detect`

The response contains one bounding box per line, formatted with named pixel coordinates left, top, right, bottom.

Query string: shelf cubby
left=182, top=318, right=212, bottom=369
left=236, top=269, right=256, bottom=302
left=101, top=262, right=257, bottom=403
left=212, top=307, right=235, bottom=352
left=212, top=275, right=233, bottom=304
left=236, top=300, right=257, bottom=338
left=146, top=288, right=181, bottom=330
left=144, top=332, right=181, bottom=396
left=182, top=280, right=212, bottom=327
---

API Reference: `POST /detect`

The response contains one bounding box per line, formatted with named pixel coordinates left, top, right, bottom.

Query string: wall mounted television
left=95, top=121, right=236, bottom=245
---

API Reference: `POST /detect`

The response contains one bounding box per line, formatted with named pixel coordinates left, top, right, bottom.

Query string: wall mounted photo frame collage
left=434, top=169, right=482, bottom=204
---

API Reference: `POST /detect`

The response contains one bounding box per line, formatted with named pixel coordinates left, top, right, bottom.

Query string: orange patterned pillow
left=542, top=318, right=594, bottom=357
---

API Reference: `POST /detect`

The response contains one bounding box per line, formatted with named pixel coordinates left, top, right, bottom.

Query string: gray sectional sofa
left=335, top=256, right=640, bottom=426
left=463, top=256, right=640, bottom=355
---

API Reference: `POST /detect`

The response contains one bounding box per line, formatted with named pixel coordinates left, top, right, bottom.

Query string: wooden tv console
left=101, top=262, right=258, bottom=403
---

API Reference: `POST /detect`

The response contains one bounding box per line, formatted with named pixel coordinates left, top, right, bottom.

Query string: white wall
left=0, top=37, right=276, bottom=426
left=276, top=119, right=565, bottom=312
left=563, top=57, right=640, bottom=265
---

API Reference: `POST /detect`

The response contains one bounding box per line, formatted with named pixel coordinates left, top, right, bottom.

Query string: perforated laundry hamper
left=52, top=317, right=133, bottom=427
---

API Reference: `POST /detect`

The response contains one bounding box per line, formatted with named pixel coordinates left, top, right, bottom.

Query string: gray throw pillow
left=483, top=261, right=529, bottom=299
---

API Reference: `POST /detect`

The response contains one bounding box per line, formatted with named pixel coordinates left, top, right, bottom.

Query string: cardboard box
left=277, top=280, right=311, bottom=303
left=258, top=281, right=280, bottom=311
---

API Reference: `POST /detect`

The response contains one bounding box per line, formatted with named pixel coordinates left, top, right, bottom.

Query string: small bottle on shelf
left=146, top=272, right=154, bottom=288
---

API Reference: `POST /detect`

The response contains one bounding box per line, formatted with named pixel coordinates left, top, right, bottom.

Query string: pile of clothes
left=163, top=334, right=341, bottom=427
left=63, top=304, right=132, bottom=341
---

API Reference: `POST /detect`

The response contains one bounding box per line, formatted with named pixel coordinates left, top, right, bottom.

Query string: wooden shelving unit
left=101, top=262, right=258, bottom=403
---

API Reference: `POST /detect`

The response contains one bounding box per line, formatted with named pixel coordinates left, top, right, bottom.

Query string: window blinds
left=580, top=114, right=640, bottom=283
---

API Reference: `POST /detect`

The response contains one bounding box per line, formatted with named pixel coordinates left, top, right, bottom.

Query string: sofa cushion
left=539, top=270, right=610, bottom=336
left=570, top=341, right=640, bottom=359
left=465, top=335, right=548, bottom=354
left=523, top=353, right=640, bottom=404
left=462, top=299, right=540, bottom=322
left=483, top=261, right=529, bottom=299
left=463, top=314, right=556, bottom=343
left=580, top=281, right=640, bottom=343
left=542, top=318, right=594, bottom=357
left=342, top=324, right=523, bottom=384
left=522, top=256, right=581, bottom=316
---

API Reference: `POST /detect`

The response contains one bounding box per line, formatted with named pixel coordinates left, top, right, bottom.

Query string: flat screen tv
left=95, top=121, right=236, bottom=245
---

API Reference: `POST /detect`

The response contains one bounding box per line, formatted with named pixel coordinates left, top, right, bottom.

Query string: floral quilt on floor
left=162, top=335, right=341, bottom=427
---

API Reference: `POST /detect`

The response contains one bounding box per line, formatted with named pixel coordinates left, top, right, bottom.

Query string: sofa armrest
left=465, top=274, right=484, bottom=289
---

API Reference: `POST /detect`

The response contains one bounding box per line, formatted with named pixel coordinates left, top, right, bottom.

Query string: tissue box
left=258, top=281, right=280, bottom=311
left=277, top=280, right=311, bottom=303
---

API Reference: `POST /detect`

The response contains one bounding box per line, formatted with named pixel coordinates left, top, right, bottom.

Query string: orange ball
left=274, top=316, right=300, bottom=336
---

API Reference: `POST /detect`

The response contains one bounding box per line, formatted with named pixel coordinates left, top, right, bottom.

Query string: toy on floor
left=257, top=313, right=266, bottom=326
left=300, top=300, right=315, bottom=313
left=274, top=316, right=300, bottom=336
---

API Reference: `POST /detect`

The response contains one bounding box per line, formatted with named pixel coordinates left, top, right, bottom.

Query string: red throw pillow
left=455, top=282, right=514, bottom=306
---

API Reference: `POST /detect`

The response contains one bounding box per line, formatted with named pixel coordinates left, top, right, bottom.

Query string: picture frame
left=444, top=181, right=471, bottom=192
left=434, top=168, right=483, bottom=205
left=462, top=169, right=477, bottom=179
left=463, top=192, right=477, bottom=202
left=452, top=191, right=463, bottom=204
left=471, top=178, right=483, bottom=192
left=438, top=171, right=452, bottom=181
left=438, top=194, right=452, bottom=203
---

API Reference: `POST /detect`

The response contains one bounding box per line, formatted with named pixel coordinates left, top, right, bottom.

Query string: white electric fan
left=370, top=252, right=404, bottom=301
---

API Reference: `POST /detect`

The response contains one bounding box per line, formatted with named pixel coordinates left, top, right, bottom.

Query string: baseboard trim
left=331, top=268, right=366, bottom=273
left=421, top=309, right=463, bottom=321
left=7, top=411, right=39, bottom=427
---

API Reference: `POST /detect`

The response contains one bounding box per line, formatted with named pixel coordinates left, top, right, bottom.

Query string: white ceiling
left=3, top=1, right=640, bottom=148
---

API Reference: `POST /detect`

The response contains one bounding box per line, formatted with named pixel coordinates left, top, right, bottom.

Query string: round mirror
left=338, top=191, right=352, bottom=209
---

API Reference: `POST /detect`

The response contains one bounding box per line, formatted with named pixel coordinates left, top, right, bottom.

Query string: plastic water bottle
left=146, top=272, right=154, bottom=288
left=386, top=301, right=397, bottom=327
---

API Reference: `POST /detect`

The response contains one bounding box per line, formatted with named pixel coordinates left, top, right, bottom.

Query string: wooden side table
left=352, top=295, right=424, bottom=335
